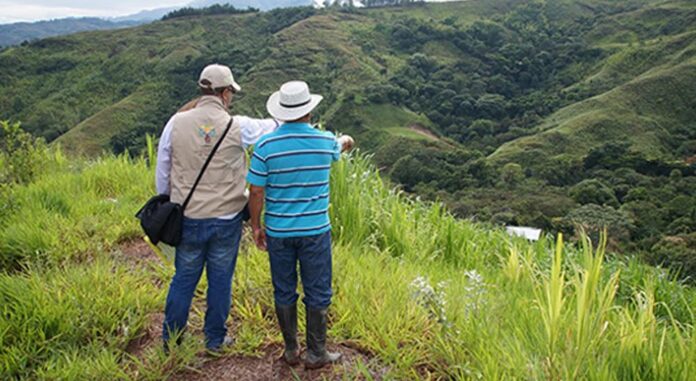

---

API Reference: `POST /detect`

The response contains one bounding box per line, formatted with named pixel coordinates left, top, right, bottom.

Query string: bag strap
left=182, top=117, right=234, bottom=211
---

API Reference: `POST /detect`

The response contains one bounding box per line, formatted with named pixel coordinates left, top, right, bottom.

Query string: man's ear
left=221, top=88, right=232, bottom=105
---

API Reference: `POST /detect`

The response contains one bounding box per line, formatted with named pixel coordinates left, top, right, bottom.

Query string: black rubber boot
left=305, top=307, right=342, bottom=369
left=275, top=303, right=300, bottom=365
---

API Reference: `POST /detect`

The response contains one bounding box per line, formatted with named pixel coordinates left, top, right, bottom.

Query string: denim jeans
left=267, top=231, right=333, bottom=309
left=162, top=214, right=242, bottom=349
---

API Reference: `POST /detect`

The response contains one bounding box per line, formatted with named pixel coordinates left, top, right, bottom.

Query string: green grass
left=0, top=152, right=152, bottom=269
left=0, top=150, right=694, bottom=379
left=359, top=104, right=439, bottom=142
left=0, top=258, right=160, bottom=379
left=55, top=83, right=166, bottom=156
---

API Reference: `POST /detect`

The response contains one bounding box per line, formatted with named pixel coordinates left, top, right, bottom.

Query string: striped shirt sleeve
left=247, top=145, right=268, bottom=187
left=331, top=134, right=341, bottom=162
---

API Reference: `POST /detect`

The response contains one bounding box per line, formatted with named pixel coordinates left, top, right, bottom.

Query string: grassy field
left=0, top=144, right=694, bottom=379
left=356, top=104, right=440, bottom=142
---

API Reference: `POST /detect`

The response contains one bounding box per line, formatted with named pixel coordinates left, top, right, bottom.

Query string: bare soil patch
left=118, top=238, right=160, bottom=265
left=126, top=312, right=165, bottom=359
left=171, top=342, right=378, bottom=381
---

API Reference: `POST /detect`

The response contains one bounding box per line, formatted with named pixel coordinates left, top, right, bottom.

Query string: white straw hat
left=198, top=64, right=241, bottom=92
left=266, top=81, right=323, bottom=121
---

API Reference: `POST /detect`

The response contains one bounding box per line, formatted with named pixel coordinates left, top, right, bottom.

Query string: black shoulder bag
left=135, top=118, right=234, bottom=246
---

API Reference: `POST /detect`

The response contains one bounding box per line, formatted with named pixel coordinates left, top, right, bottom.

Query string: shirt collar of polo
left=279, top=122, right=313, bottom=131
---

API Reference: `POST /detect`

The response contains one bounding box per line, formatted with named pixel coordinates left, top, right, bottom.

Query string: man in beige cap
left=156, top=64, right=279, bottom=353
left=247, top=81, right=354, bottom=369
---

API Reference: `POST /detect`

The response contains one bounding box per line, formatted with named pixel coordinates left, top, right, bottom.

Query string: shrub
left=569, top=179, right=619, bottom=207
left=647, top=233, right=696, bottom=281
left=500, top=162, right=524, bottom=186
left=562, top=204, right=633, bottom=247
left=0, top=121, right=52, bottom=185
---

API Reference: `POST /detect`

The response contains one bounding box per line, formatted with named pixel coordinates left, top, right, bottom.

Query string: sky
left=0, top=1, right=188, bottom=23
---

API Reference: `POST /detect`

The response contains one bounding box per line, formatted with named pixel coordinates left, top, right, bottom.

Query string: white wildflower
left=410, top=276, right=449, bottom=327
left=462, top=269, right=487, bottom=317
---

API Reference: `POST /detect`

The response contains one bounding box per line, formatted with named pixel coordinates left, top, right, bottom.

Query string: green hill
left=3, top=1, right=693, bottom=162
left=490, top=30, right=696, bottom=169
left=1, top=0, right=694, bottom=266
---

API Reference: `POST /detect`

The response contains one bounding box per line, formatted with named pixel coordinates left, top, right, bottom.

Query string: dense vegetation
left=1, top=122, right=695, bottom=379
left=0, top=0, right=694, bottom=278
left=162, top=4, right=260, bottom=21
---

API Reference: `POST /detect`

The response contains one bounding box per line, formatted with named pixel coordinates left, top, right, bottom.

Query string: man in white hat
left=156, top=64, right=280, bottom=353
left=247, top=81, right=354, bottom=369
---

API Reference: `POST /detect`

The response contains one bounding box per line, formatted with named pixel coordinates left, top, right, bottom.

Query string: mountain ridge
left=0, top=17, right=140, bottom=47
left=0, top=0, right=313, bottom=47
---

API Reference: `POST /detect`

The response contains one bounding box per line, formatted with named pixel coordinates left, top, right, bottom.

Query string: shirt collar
left=280, top=122, right=313, bottom=131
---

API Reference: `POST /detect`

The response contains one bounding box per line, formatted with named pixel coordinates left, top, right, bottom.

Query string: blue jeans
left=163, top=215, right=242, bottom=349
left=267, top=231, right=333, bottom=309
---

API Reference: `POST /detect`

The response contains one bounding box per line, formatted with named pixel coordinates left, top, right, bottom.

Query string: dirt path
left=117, top=239, right=386, bottom=381
left=170, top=343, right=375, bottom=381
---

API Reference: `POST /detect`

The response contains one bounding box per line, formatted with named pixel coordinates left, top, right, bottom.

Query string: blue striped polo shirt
left=246, top=123, right=341, bottom=238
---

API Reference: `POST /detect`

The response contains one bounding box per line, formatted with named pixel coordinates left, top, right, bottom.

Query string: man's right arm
left=155, top=117, right=175, bottom=195
left=247, top=144, right=269, bottom=250
left=249, top=185, right=266, bottom=251
left=236, top=115, right=280, bottom=148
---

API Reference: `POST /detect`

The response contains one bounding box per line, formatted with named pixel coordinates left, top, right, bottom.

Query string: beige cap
left=198, top=64, right=241, bottom=92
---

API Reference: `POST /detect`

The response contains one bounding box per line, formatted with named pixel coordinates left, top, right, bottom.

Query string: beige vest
left=170, top=96, right=247, bottom=219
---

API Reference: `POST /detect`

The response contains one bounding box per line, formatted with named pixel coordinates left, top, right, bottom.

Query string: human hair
left=199, top=79, right=228, bottom=96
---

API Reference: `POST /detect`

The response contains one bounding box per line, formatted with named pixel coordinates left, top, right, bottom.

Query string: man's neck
left=281, top=121, right=311, bottom=128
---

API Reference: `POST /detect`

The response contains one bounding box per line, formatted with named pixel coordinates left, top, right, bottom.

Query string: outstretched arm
left=236, top=115, right=280, bottom=148
left=249, top=185, right=266, bottom=251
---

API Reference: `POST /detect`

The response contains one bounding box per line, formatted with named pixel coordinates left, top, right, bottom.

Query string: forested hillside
left=1, top=0, right=694, bottom=275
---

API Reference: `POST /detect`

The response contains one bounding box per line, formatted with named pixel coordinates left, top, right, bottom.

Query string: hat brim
left=266, top=92, right=323, bottom=121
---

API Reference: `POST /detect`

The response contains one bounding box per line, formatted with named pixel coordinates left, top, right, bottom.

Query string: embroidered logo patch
left=197, top=125, right=217, bottom=144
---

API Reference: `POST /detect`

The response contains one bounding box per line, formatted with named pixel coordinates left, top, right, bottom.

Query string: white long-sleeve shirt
left=155, top=115, right=279, bottom=219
